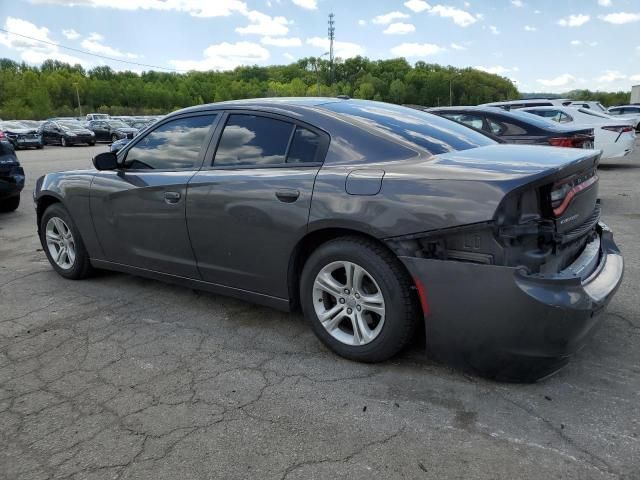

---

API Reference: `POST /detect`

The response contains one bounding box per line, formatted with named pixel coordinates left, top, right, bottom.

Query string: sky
left=1, top=0, right=640, bottom=93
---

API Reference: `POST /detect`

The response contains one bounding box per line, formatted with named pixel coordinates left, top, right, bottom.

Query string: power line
left=0, top=27, right=185, bottom=72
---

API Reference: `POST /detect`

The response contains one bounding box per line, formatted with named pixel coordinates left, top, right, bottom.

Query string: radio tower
left=328, top=13, right=335, bottom=85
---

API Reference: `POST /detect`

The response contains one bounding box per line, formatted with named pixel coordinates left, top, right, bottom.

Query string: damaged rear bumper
left=400, top=222, right=623, bottom=382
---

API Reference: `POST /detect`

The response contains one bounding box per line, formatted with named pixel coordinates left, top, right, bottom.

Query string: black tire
left=40, top=203, right=93, bottom=280
left=0, top=195, right=20, bottom=213
left=89, top=141, right=96, bottom=146
left=36, top=144, right=43, bottom=149
left=61, top=137, right=68, bottom=147
left=300, top=236, right=418, bottom=363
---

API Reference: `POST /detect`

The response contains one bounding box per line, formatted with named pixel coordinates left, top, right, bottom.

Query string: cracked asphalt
left=1, top=143, right=639, bottom=480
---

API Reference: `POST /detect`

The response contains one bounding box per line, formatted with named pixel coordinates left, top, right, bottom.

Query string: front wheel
left=111, top=134, right=118, bottom=142
left=300, top=237, right=418, bottom=363
left=40, top=203, right=93, bottom=279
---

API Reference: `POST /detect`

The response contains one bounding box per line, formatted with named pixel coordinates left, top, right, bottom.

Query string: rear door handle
left=164, top=191, right=181, bottom=204
left=275, top=189, right=300, bottom=203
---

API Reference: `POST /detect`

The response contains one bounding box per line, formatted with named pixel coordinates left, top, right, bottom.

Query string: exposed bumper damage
left=400, top=222, right=623, bottom=382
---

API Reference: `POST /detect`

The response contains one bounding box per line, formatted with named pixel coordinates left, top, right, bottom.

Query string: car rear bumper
left=0, top=166, right=25, bottom=199
left=399, top=222, right=623, bottom=382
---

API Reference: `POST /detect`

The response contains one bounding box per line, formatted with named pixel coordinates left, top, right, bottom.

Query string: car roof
left=170, top=97, right=345, bottom=117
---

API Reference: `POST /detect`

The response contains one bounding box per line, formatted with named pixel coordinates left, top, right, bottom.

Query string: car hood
left=4, top=128, right=39, bottom=134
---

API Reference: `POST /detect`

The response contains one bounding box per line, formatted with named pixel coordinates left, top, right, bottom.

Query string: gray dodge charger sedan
left=34, top=98, right=624, bottom=381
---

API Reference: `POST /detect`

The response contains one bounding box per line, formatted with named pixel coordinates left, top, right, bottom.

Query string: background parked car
left=567, top=101, right=609, bottom=113
left=40, top=119, right=96, bottom=147
left=0, top=120, right=43, bottom=149
left=0, top=137, right=24, bottom=212
left=86, top=113, right=110, bottom=121
left=521, top=106, right=636, bottom=160
left=427, top=106, right=595, bottom=149
left=87, top=119, right=138, bottom=142
left=479, top=98, right=572, bottom=110
left=607, top=105, right=640, bottom=131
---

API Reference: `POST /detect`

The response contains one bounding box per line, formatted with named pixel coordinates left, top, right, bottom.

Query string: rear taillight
left=0, top=131, right=5, bottom=139
left=602, top=125, right=634, bottom=133
left=550, top=170, right=598, bottom=217
left=549, top=134, right=593, bottom=148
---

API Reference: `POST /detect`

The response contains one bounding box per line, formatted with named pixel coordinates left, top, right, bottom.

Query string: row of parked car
left=0, top=114, right=161, bottom=150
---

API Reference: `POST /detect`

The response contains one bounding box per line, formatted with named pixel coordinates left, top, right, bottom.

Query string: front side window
left=124, top=115, right=217, bottom=170
left=213, top=114, right=325, bottom=167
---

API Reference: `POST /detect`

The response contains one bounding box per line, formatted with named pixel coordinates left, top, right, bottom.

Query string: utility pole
left=74, top=83, right=82, bottom=117
left=328, top=13, right=335, bottom=86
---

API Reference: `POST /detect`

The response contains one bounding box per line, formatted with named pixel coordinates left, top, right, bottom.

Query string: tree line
left=0, top=56, right=630, bottom=120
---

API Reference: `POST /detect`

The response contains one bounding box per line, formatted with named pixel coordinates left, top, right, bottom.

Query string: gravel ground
left=1, top=143, right=639, bottom=480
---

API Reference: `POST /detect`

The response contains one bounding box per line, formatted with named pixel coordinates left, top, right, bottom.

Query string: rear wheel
left=40, top=203, right=93, bottom=279
left=300, top=237, right=417, bottom=362
left=0, top=196, right=20, bottom=213
left=61, top=137, right=68, bottom=147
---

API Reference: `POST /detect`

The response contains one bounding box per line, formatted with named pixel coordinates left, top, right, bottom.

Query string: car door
left=90, top=113, right=220, bottom=278
left=92, top=121, right=108, bottom=141
left=187, top=111, right=329, bottom=299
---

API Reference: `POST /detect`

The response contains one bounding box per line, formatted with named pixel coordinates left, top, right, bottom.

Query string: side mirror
left=93, top=152, right=119, bottom=171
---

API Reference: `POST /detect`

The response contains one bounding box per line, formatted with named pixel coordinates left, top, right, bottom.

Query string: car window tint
left=501, top=121, right=527, bottom=135
left=559, top=113, right=572, bottom=123
left=454, top=114, right=484, bottom=130
left=124, top=115, right=217, bottom=170
left=287, top=127, right=322, bottom=163
left=487, top=119, right=505, bottom=135
left=214, top=114, right=294, bottom=167
left=322, top=102, right=495, bottom=155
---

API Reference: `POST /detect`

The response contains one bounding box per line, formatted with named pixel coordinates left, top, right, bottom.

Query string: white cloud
left=372, top=11, right=410, bottom=25
left=598, top=0, right=612, bottom=6
left=511, top=0, right=524, bottom=7
left=358, top=19, right=367, bottom=26
left=534, top=9, right=541, bottom=14
left=404, top=0, right=431, bottom=13
left=570, top=40, right=582, bottom=45
left=291, top=0, right=316, bottom=9
left=475, top=65, right=512, bottom=75
left=62, top=28, right=80, bottom=40
left=81, top=32, right=138, bottom=58
left=236, top=10, right=289, bottom=35
left=283, top=52, right=294, bottom=61
left=170, top=41, right=270, bottom=71
left=306, top=37, right=364, bottom=58
left=630, top=73, right=640, bottom=81
left=390, top=42, right=445, bottom=57
left=29, top=0, right=250, bottom=18
left=0, top=17, right=86, bottom=66
left=600, top=12, right=640, bottom=24
left=429, top=5, right=479, bottom=27
left=537, top=73, right=576, bottom=87
left=597, top=70, right=626, bottom=83
left=261, top=36, right=301, bottom=47
left=383, top=22, right=416, bottom=35
left=557, top=14, right=590, bottom=27
left=450, top=42, right=466, bottom=50
left=524, top=25, right=537, bottom=31
left=489, top=25, right=500, bottom=34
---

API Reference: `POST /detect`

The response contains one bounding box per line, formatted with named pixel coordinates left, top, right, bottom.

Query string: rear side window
left=322, top=102, right=495, bottom=155
left=443, top=113, right=484, bottom=130
left=213, top=114, right=325, bottom=167
left=124, top=114, right=217, bottom=170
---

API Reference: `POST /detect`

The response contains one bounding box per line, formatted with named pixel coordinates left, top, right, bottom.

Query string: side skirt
left=90, top=259, right=292, bottom=312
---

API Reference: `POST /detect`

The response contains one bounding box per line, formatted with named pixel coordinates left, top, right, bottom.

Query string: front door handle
left=164, top=191, right=181, bottom=204
left=275, top=189, right=300, bottom=203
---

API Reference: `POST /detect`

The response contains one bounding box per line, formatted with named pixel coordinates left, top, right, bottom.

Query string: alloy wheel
left=45, top=217, right=76, bottom=270
left=61, top=137, right=67, bottom=147
left=312, top=260, right=386, bottom=346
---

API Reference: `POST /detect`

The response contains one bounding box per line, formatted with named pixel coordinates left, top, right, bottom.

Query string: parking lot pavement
left=1, top=144, right=639, bottom=480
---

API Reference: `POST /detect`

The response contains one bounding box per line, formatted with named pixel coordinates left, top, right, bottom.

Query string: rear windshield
left=491, top=109, right=563, bottom=129
left=321, top=101, right=495, bottom=155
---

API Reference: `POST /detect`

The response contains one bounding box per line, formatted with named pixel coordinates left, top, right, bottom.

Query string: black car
left=41, top=120, right=96, bottom=147
left=33, top=98, right=623, bottom=381
left=0, top=121, right=43, bottom=149
left=87, top=120, right=138, bottom=142
left=0, top=137, right=25, bottom=212
left=427, top=106, right=595, bottom=149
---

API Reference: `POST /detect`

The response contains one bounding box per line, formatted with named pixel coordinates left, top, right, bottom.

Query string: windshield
left=322, top=101, right=495, bottom=155
left=108, top=121, right=129, bottom=128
